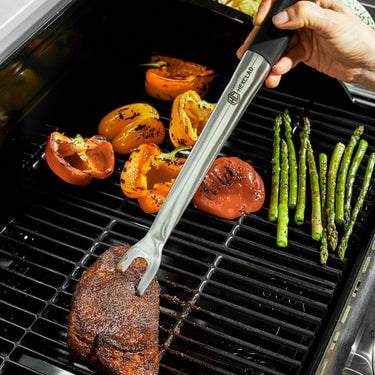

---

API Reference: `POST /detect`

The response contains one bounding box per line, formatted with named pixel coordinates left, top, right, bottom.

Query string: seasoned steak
left=67, top=245, right=160, bottom=375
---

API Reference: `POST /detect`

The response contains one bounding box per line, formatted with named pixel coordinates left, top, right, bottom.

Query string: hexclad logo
left=228, top=91, right=240, bottom=105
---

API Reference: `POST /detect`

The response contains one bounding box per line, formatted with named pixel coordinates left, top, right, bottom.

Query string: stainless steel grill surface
left=1, top=0, right=375, bottom=374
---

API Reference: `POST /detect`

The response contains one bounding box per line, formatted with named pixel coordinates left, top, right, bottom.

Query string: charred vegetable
left=307, top=138, right=322, bottom=241
left=335, top=125, right=364, bottom=225
left=169, top=90, right=215, bottom=147
left=338, top=152, right=375, bottom=259
left=268, top=114, right=282, bottom=222
left=344, top=138, right=368, bottom=227
left=319, top=153, right=329, bottom=265
left=45, top=132, right=115, bottom=186
left=276, top=139, right=289, bottom=247
left=326, top=142, right=346, bottom=251
left=192, top=156, right=265, bottom=220
left=283, top=109, right=298, bottom=209
left=143, top=55, right=214, bottom=101
left=294, top=116, right=308, bottom=225
left=98, top=103, right=165, bottom=154
left=120, top=143, right=188, bottom=214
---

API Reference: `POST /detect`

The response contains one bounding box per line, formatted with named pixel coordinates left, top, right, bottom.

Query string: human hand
left=237, top=0, right=375, bottom=89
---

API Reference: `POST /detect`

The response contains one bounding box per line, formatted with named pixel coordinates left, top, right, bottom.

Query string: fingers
left=237, top=0, right=276, bottom=58
left=272, top=0, right=344, bottom=32
left=254, top=0, right=275, bottom=25
left=264, top=56, right=295, bottom=88
left=264, top=74, right=282, bottom=88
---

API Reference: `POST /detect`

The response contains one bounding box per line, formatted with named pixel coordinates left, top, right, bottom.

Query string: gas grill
left=1, top=0, right=375, bottom=374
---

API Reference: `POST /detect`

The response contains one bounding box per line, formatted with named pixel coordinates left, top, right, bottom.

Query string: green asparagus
left=277, top=139, right=289, bottom=247
left=307, top=139, right=323, bottom=241
left=344, top=138, right=368, bottom=227
left=327, top=142, right=346, bottom=251
left=319, top=153, right=329, bottom=265
left=338, top=152, right=375, bottom=260
left=283, top=109, right=298, bottom=209
left=294, top=117, right=309, bottom=225
left=335, top=125, right=364, bottom=225
left=268, top=114, right=282, bottom=222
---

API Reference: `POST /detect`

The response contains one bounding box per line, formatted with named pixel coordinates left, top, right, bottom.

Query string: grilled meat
left=67, top=245, right=160, bottom=375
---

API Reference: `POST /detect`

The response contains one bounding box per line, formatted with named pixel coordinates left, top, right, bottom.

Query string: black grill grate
left=1, top=83, right=375, bottom=375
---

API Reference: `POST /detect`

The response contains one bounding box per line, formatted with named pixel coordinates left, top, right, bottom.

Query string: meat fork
left=116, top=0, right=298, bottom=295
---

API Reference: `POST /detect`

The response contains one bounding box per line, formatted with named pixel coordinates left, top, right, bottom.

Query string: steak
left=67, top=245, right=160, bottom=375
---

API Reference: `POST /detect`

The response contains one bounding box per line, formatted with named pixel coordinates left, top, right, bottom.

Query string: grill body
left=1, top=1, right=375, bottom=374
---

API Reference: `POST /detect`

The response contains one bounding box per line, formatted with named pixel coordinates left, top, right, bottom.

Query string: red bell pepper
left=192, top=156, right=265, bottom=219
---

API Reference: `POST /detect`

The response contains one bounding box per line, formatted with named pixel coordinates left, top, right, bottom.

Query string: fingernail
left=273, top=11, right=289, bottom=25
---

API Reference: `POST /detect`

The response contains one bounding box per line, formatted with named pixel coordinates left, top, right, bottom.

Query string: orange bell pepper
left=45, top=132, right=115, bottom=186
left=143, top=55, right=214, bottom=101
left=120, top=143, right=189, bottom=213
left=169, top=90, right=215, bottom=147
left=98, top=103, right=165, bottom=154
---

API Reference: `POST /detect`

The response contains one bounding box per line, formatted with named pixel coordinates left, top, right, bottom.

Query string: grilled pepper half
left=192, top=157, right=265, bottom=219
left=120, top=143, right=188, bottom=213
left=169, top=89, right=215, bottom=147
left=143, top=55, right=214, bottom=101
left=98, top=103, right=165, bottom=154
left=45, top=132, right=115, bottom=186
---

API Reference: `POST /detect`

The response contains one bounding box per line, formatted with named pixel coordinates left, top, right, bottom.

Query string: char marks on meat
left=67, top=245, right=160, bottom=375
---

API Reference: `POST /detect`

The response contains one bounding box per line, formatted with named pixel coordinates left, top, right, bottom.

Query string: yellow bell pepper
left=169, top=90, right=215, bottom=148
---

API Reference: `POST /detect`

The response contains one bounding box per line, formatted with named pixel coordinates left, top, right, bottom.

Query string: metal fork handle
left=145, top=51, right=270, bottom=265
left=120, top=0, right=301, bottom=294
left=128, top=52, right=270, bottom=295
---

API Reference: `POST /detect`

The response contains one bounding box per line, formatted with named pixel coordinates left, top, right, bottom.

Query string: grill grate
left=1, top=84, right=375, bottom=375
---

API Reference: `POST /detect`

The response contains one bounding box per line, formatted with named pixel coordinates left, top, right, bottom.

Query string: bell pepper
left=169, top=89, right=215, bottom=147
left=192, top=156, right=265, bottom=219
left=120, top=143, right=189, bottom=213
left=98, top=103, right=165, bottom=154
left=45, top=132, right=115, bottom=186
left=143, top=55, right=214, bottom=101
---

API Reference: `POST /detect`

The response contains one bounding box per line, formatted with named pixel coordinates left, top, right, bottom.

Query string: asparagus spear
left=268, top=114, right=282, bottom=222
left=335, top=125, right=364, bottom=225
left=319, top=153, right=329, bottom=265
left=283, top=109, right=298, bottom=209
left=344, top=138, right=368, bottom=228
left=338, top=152, right=375, bottom=260
left=294, top=117, right=309, bottom=225
left=327, top=142, right=346, bottom=251
left=277, top=139, right=289, bottom=247
left=307, top=139, right=323, bottom=241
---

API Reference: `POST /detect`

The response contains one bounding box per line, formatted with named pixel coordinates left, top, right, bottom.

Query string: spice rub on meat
left=67, top=245, right=160, bottom=375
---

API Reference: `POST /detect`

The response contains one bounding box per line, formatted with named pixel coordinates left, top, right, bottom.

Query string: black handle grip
left=248, top=0, right=299, bottom=66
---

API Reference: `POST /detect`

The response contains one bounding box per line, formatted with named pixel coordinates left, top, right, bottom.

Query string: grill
left=1, top=0, right=375, bottom=374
